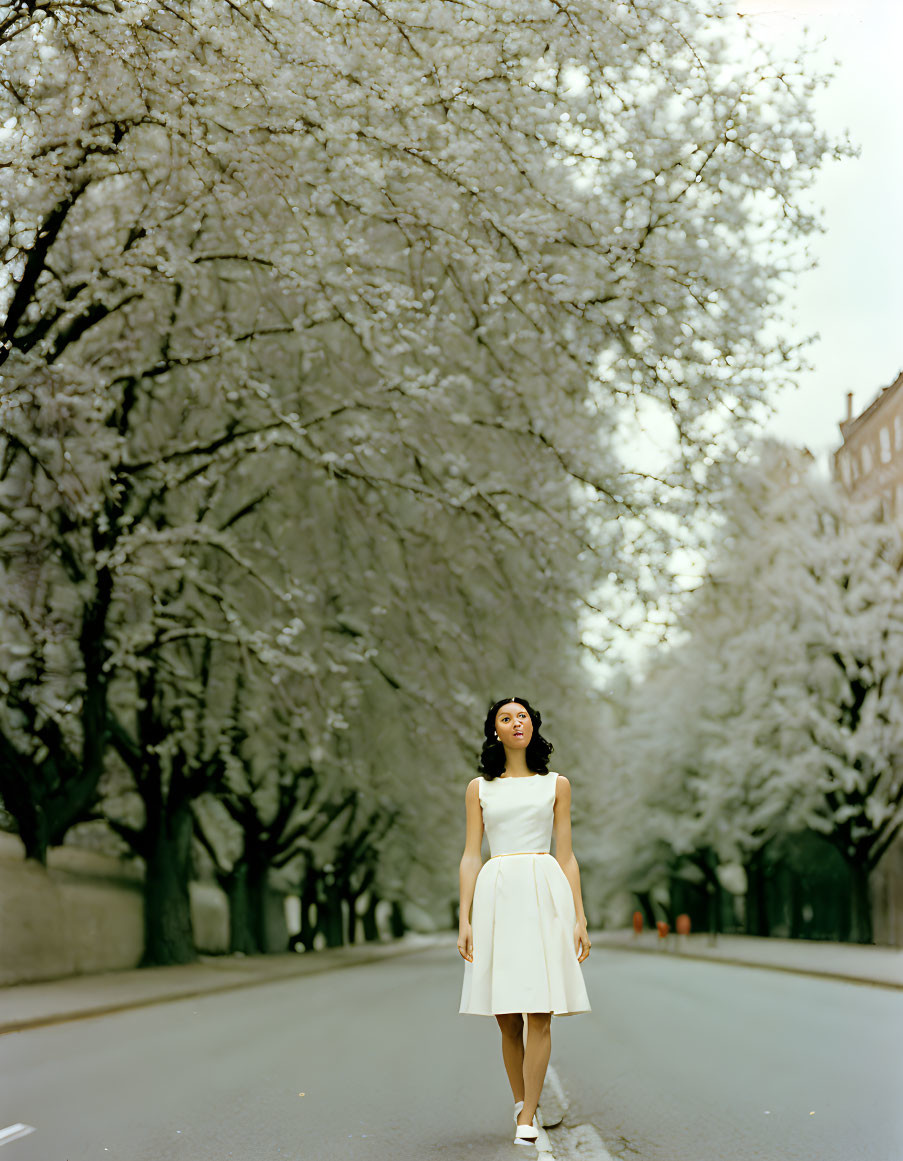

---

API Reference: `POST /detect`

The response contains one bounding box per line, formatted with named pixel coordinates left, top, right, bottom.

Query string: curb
left=0, top=934, right=446, bottom=1037
left=596, top=939, right=903, bottom=992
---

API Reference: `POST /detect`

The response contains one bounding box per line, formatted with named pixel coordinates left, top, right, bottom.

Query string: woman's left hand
left=574, top=920, right=591, bottom=963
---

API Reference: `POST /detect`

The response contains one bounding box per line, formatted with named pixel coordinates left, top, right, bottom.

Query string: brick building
left=832, top=370, right=903, bottom=945
left=833, top=370, right=903, bottom=518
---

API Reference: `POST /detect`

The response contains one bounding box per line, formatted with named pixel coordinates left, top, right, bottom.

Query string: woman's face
left=495, top=702, right=533, bottom=750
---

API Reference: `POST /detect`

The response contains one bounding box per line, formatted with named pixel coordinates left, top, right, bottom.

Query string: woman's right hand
left=457, top=922, right=473, bottom=962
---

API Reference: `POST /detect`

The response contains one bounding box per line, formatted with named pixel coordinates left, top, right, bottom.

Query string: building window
left=862, top=444, right=873, bottom=474
left=897, top=482, right=903, bottom=516
left=880, top=427, right=892, bottom=463
left=895, top=414, right=903, bottom=450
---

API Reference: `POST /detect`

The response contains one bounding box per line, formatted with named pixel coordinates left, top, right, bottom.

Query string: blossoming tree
left=0, top=1, right=846, bottom=959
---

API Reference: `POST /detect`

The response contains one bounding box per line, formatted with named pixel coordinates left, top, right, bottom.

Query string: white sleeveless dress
left=459, top=771, right=591, bottom=1018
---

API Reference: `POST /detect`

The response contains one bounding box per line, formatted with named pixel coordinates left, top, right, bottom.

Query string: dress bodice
left=478, top=772, right=559, bottom=857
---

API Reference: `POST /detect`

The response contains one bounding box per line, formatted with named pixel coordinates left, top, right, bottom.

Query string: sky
left=735, top=0, right=903, bottom=466
left=602, top=0, right=903, bottom=670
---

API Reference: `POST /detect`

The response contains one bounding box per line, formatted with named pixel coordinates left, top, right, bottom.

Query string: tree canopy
left=0, top=1, right=850, bottom=954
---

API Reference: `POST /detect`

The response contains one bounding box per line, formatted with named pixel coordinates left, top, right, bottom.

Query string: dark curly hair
left=478, top=696, right=553, bottom=780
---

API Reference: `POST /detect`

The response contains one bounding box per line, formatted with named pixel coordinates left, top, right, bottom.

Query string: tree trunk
left=847, top=859, right=873, bottom=944
left=320, top=874, right=345, bottom=947
left=701, top=850, right=721, bottom=940
left=0, top=732, right=94, bottom=866
left=289, top=869, right=319, bottom=951
left=246, top=859, right=269, bottom=953
left=226, top=863, right=258, bottom=955
left=14, top=782, right=49, bottom=865
left=388, top=899, right=406, bottom=939
left=361, top=891, right=381, bottom=942
left=744, top=848, right=769, bottom=937
left=248, top=870, right=287, bottom=955
left=343, top=890, right=361, bottom=944
left=788, top=866, right=802, bottom=939
left=664, top=875, right=678, bottom=927
left=23, top=830, right=49, bottom=865
left=635, top=890, right=657, bottom=930
left=142, top=804, right=197, bottom=966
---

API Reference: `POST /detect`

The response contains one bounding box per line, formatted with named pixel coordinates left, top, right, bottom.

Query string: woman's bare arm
left=552, top=775, right=588, bottom=926
left=458, top=777, right=484, bottom=926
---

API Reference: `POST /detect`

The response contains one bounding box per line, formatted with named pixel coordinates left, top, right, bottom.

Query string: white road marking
left=549, top=1123, right=616, bottom=1161
left=573, top=1124, right=615, bottom=1160
left=534, top=1063, right=617, bottom=1161
left=0, top=1124, right=36, bottom=1147
left=536, top=1125, right=555, bottom=1158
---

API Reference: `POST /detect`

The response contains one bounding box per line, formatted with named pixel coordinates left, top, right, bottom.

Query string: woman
left=457, top=697, right=592, bottom=1147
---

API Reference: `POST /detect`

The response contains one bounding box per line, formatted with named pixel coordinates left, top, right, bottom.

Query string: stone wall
left=0, top=833, right=231, bottom=985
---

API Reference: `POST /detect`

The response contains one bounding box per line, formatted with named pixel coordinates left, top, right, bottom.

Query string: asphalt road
left=1, top=942, right=900, bottom=1160
left=553, top=948, right=903, bottom=1161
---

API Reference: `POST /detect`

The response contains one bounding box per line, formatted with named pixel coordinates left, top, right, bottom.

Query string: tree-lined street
left=1, top=3, right=901, bottom=1159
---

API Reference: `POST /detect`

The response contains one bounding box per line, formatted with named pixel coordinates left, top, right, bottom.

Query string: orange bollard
left=676, top=914, right=691, bottom=936
left=632, top=910, right=644, bottom=936
left=656, top=920, right=669, bottom=940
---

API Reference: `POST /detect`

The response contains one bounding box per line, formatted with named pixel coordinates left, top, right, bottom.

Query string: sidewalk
left=594, top=928, right=903, bottom=989
left=3, top=928, right=900, bottom=1039
left=0, top=932, right=447, bottom=1036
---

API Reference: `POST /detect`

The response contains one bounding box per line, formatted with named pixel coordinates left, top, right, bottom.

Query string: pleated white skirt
left=459, top=852, right=591, bottom=1017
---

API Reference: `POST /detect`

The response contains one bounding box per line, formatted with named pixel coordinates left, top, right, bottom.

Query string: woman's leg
left=494, top=1013, right=526, bottom=1103
left=518, top=1012, right=552, bottom=1126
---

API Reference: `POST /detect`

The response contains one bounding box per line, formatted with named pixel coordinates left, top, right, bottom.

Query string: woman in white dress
left=457, top=697, right=592, bottom=1146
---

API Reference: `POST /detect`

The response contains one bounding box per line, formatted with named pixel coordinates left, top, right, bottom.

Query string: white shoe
left=514, top=1124, right=539, bottom=1145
